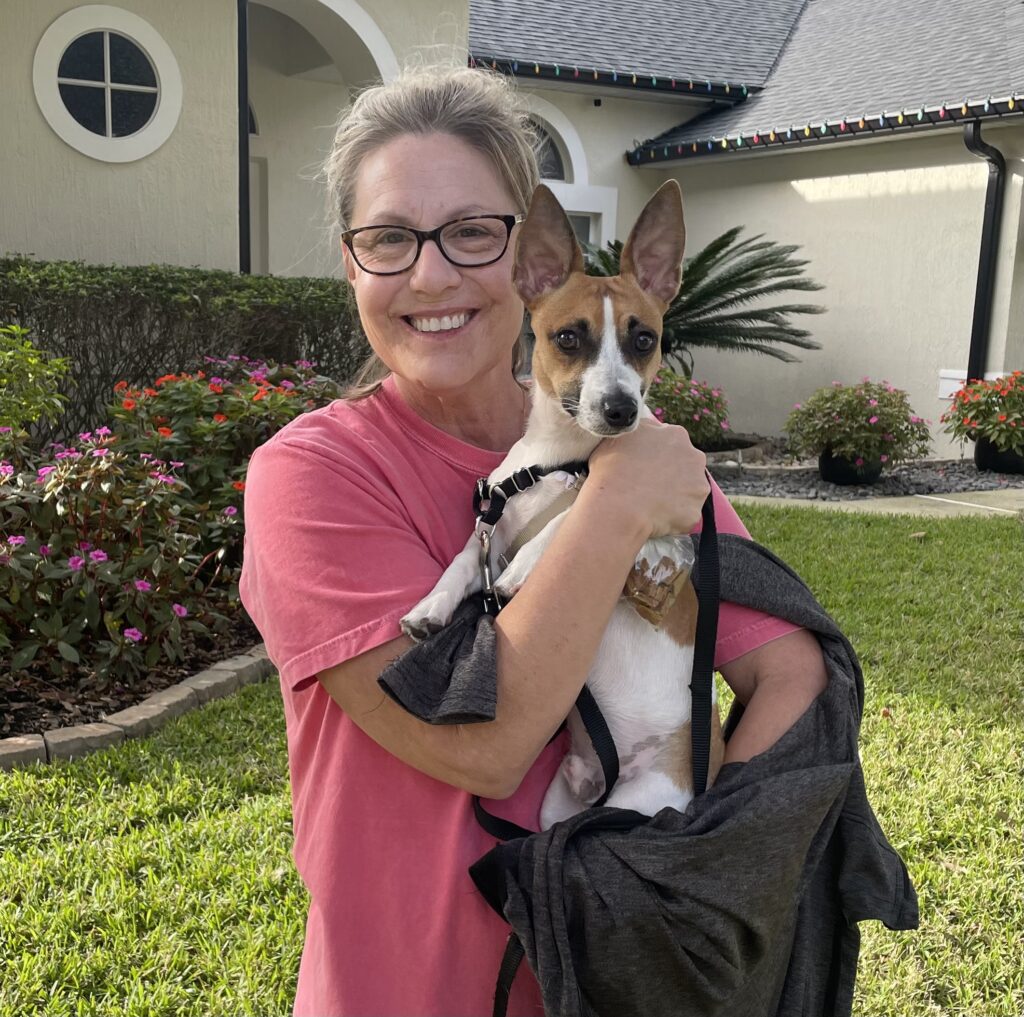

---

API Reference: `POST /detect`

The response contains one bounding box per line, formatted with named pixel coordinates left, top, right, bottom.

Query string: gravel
left=709, top=455, right=1024, bottom=502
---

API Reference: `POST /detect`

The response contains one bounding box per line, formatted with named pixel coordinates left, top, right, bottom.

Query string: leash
left=473, top=460, right=589, bottom=615
left=473, top=477, right=721, bottom=1017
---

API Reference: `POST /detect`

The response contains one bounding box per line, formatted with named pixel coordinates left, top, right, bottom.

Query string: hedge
left=0, top=256, right=368, bottom=444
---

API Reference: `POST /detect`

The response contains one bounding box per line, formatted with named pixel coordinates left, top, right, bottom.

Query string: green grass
left=1, top=506, right=1022, bottom=1016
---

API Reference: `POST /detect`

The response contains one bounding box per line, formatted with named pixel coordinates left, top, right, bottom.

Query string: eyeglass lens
left=350, top=218, right=509, bottom=271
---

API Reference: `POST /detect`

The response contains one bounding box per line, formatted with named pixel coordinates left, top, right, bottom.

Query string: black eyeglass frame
left=340, top=214, right=524, bottom=276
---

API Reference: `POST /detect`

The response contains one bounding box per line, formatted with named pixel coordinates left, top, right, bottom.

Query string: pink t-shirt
left=239, top=376, right=799, bottom=1017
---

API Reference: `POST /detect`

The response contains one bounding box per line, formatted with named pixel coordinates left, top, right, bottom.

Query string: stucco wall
left=654, top=127, right=1024, bottom=456
left=1, top=1, right=237, bottom=270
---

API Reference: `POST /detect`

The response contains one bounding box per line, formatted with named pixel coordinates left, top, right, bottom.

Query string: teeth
left=410, top=312, right=470, bottom=332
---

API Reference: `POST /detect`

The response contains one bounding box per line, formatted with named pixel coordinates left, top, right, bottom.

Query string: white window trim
left=522, top=94, right=618, bottom=245
left=33, top=5, right=183, bottom=163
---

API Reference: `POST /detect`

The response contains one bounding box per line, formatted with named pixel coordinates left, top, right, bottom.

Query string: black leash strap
left=476, top=481, right=719, bottom=1017
left=690, top=483, right=720, bottom=795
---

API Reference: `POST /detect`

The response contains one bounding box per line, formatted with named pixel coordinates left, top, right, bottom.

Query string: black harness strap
left=475, top=479, right=720, bottom=1017
left=474, top=460, right=590, bottom=528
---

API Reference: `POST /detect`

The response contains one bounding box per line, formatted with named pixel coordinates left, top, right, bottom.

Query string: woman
left=239, top=65, right=827, bottom=1017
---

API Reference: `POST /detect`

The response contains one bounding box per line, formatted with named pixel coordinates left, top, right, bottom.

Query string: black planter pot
left=818, top=450, right=884, bottom=485
left=974, top=436, right=1024, bottom=474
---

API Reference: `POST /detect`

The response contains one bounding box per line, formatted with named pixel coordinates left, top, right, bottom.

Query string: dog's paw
left=400, top=591, right=458, bottom=642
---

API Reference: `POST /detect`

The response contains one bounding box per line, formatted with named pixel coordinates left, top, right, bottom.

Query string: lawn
left=1, top=505, right=1021, bottom=1016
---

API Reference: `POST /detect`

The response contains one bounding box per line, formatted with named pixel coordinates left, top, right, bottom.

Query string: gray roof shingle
left=641, top=0, right=1016, bottom=149
left=468, top=0, right=807, bottom=87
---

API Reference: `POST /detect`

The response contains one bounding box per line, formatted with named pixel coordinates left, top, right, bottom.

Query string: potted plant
left=646, top=368, right=738, bottom=452
left=940, top=372, right=1024, bottom=474
left=785, top=379, right=932, bottom=484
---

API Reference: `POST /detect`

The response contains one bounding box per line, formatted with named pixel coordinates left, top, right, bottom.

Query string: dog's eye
left=635, top=332, right=657, bottom=352
left=555, top=329, right=580, bottom=351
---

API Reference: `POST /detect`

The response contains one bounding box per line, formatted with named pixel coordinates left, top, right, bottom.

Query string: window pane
left=59, top=83, right=107, bottom=136
left=58, top=32, right=104, bottom=82
left=109, top=33, right=157, bottom=87
left=110, top=88, right=158, bottom=136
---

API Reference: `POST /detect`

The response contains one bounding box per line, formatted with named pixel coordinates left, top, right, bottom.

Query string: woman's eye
left=635, top=332, right=656, bottom=352
left=555, top=330, right=580, bottom=351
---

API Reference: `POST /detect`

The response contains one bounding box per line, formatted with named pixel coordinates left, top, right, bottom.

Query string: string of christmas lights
left=468, top=52, right=750, bottom=103
left=627, top=94, right=1023, bottom=163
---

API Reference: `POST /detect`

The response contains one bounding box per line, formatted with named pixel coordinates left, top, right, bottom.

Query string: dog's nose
left=602, top=394, right=638, bottom=429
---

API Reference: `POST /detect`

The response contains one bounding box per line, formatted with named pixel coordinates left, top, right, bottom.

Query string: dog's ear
left=513, top=184, right=584, bottom=306
left=620, top=180, right=686, bottom=307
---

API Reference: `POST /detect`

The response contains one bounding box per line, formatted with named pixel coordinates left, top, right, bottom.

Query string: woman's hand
left=587, top=418, right=709, bottom=539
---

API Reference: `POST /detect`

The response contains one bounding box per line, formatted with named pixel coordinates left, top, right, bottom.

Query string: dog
left=400, top=181, right=724, bottom=827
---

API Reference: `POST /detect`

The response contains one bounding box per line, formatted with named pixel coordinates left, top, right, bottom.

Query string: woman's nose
left=408, top=238, right=462, bottom=293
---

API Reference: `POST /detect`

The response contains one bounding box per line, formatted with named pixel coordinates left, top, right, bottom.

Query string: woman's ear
left=341, top=240, right=358, bottom=284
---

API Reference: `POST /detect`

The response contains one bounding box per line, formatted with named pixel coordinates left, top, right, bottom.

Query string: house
left=3, top=0, right=1022, bottom=451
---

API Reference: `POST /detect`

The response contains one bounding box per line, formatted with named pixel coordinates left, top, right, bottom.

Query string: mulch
left=1, top=614, right=265, bottom=740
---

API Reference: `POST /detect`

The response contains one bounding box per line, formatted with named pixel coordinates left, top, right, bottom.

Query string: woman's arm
left=718, top=629, right=829, bottom=764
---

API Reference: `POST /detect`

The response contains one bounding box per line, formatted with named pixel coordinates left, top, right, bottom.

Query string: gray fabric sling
left=379, top=534, right=919, bottom=1016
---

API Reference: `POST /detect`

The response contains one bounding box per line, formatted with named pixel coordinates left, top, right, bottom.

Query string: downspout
left=237, top=0, right=251, bottom=274
left=962, top=120, right=1006, bottom=382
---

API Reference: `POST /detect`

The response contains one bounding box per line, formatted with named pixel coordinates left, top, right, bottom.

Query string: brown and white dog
left=401, top=181, right=723, bottom=827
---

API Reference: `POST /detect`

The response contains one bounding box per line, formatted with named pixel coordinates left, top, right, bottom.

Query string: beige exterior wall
left=1, top=0, right=237, bottom=270
left=653, top=126, right=1024, bottom=456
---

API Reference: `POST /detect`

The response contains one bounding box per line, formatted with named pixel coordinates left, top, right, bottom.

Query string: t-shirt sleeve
left=239, top=437, right=447, bottom=691
left=695, top=479, right=803, bottom=669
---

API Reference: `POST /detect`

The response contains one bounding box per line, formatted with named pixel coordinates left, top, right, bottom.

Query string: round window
left=57, top=31, right=159, bottom=138
left=33, top=6, right=182, bottom=163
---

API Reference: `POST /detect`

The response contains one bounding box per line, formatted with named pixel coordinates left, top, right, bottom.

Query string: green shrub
left=785, top=379, right=931, bottom=467
left=0, top=324, right=71, bottom=431
left=0, top=356, right=342, bottom=688
left=0, top=256, right=367, bottom=444
left=646, top=367, right=732, bottom=450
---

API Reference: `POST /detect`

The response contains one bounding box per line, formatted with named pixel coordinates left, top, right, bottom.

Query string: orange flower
left=157, top=427, right=173, bottom=437
left=253, top=390, right=267, bottom=401
left=208, top=383, right=224, bottom=394
left=114, top=380, right=129, bottom=392
left=144, top=387, right=159, bottom=397
left=232, top=481, right=245, bottom=491
left=999, top=414, right=1007, bottom=422
left=155, top=374, right=178, bottom=387
left=213, top=413, right=228, bottom=423
left=122, top=398, right=137, bottom=410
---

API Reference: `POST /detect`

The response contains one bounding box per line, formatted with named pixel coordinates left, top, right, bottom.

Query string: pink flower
left=223, top=505, right=238, bottom=516
left=653, top=407, right=665, bottom=419
left=124, top=628, right=143, bottom=643
left=79, top=541, right=93, bottom=551
left=869, top=399, right=878, bottom=406
left=880, top=455, right=889, bottom=462
left=793, top=403, right=802, bottom=410
left=0, top=426, right=11, bottom=433
left=89, top=550, right=108, bottom=563
left=91, top=448, right=110, bottom=457
left=869, top=416, right=879, bottom=424
left=8, top=535, right=25, bottom=546
left=37, top=466, right=56, bottom=480
left=855, top=458, right=865, bottom=466
left=0, top=462, right=13, bottom=477
left=78, top=431, right=93, bottom=442
left=134, top=579, right=152, bottom=592
left=95, top=426, right=112, bottom=437
left=721, top=421, right=730, bottom=430
left=172, top=603, right=188, bottom=618
left=68, top=556, right=85, bottom=571
left=39, top=545, right=50, bottom=556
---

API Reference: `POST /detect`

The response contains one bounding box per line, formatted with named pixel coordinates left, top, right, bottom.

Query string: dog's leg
left=539, top=763, right=589, bottom=830
left=492, top=507, right=571, bottom=601
left=399, top=532, right=486, bottom=641
left=604, top=771, right=693, bottom=817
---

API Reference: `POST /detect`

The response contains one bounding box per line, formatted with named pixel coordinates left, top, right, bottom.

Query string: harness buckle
left=476, top=522, right=502, bottom=614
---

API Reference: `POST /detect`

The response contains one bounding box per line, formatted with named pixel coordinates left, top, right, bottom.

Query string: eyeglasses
left=341, top=214, right=524, bottom=275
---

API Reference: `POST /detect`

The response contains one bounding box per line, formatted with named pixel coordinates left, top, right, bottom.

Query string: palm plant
left=585, top=227, right=824, bottom=376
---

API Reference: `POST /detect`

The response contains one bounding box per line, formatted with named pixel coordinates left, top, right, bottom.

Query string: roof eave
left=627, top=94, right=1023, bottom=164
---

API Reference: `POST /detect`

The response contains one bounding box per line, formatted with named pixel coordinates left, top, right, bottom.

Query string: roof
left=631, top=0, right=1021, bottom=161
left=468, top=0, right=807, bottom=90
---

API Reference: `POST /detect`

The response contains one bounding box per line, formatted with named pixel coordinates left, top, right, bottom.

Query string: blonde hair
left=323, top=65, right=540, bottom=397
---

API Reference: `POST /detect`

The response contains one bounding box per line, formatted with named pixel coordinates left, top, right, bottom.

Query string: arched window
left=530, top=119, right=566, bottom=181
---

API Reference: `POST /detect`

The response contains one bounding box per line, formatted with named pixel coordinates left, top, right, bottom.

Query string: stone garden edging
left=0, top=644, right=274, bottom=771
